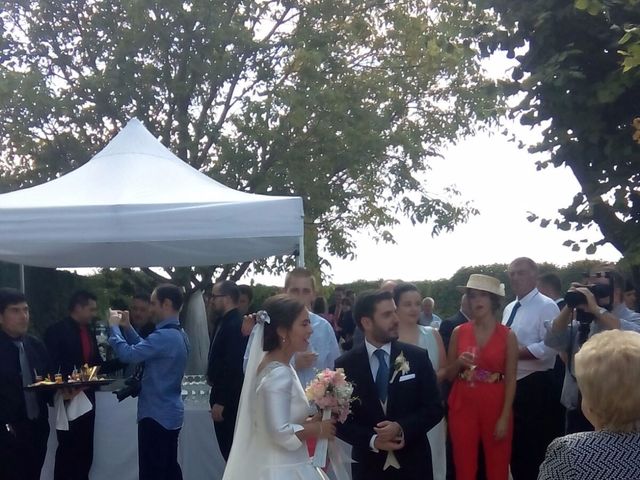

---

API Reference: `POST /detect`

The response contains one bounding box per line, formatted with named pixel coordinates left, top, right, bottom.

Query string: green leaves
left=574, top=0, right=603, bottom=15
left=483, top=0, right=640, bottom=270
left=0, top=0, right=503, bottom=277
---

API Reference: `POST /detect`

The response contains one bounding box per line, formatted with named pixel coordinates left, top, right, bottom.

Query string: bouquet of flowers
left=305, top=368, right=354, bottom=468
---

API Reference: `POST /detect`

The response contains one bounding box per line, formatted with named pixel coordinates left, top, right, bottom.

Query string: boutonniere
left=390, top=351, right=410, bottom=383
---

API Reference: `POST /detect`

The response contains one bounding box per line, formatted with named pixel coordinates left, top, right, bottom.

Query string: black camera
left=564, top=282, right=612, bottom=309
left=114, top=364, right=143, bottom=402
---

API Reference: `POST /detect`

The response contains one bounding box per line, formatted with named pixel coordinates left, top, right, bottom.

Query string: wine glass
left=466, top=346, right=478, bottom=386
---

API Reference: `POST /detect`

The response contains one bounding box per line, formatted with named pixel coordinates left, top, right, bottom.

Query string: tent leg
left=19, top=264, right=25, bottom=293
left=297, top=236, right=305, bottom=267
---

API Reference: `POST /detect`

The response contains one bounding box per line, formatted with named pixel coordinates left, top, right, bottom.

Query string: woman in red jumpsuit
left=446, top=274, right=518, bottom=480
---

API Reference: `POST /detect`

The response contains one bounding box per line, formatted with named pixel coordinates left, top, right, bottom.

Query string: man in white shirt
left=502, top=257, right=560, bottom=480
left=283, top=268, right=340, bottom=389
left=418, top=297, right=443, bottom=328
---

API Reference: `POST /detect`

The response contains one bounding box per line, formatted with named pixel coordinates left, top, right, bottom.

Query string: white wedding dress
left=223, top=321, right=328, bottom=480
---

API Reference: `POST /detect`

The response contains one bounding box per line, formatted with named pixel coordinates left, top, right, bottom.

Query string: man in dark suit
left=0, top=288, right=52, bottom=480
left=336, top=290, right=443, bottom=480
left=44, top=290, right=121, bottom=480
left=439, top=293, right=471, bottom=352
left=206, top=280, right=248, bottom=460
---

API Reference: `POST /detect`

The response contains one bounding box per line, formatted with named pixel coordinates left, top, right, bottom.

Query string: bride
left=223, top=294, right=335, bottom=480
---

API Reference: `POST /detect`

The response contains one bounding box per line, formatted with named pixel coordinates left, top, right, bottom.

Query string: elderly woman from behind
left=538, top=329, right=640, bottom=480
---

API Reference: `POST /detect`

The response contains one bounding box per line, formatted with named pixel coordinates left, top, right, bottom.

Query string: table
left=40, top=392, right=225, bottom=480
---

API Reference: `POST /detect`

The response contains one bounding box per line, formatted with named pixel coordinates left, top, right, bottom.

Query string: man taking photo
left=108, top=283, right=190, bottom=480
left=545, top=267, right=640, bottom=433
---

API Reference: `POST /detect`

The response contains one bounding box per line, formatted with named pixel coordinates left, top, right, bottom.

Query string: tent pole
left=297, top=236, right=305, bottom=267
left=18, top=264, right=25, bottom=293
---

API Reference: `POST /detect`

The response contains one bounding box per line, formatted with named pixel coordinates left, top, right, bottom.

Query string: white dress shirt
left=364, top=340, right=392, bottom=381
left=502, top=288, right=560, bottom=380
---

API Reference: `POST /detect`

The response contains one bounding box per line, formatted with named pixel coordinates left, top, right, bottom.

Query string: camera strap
left=156, top=322, right=189, bottom=352
left=137, top=323, right=186, bottom=373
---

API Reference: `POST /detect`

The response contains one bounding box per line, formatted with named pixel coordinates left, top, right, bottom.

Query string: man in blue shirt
left=108, top=283, right=189, bottom=480
left=284, top=268, right=340, bottom=389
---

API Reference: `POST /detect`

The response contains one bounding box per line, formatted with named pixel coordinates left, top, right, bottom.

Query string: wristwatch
left=597, top=307, right=608, bottom=316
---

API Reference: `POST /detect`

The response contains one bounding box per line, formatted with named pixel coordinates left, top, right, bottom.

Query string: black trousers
left=138, top=417, right=182, bottom=480
left=548, top=356, right=567, bottom=440
left=55, top=408, right=95, bottom=480
left=213, top=407, right=237, bottom=461
left=511, top=371, right=555, bottom=480
left=0, top=416, right=49, bottom=480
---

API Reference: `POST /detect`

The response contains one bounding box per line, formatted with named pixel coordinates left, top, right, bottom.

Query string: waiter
left=0, top=287, right=52, bottom=480
left=44, top=290, right=122, bottom=480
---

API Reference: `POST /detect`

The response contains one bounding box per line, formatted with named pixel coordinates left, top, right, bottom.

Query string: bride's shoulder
left=256, top=361, right=295, bottom=388
left=257, top=360, right=293, bottom=379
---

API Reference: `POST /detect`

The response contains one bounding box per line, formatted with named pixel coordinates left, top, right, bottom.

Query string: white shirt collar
left=365, top=339, right=391, bottom=360
left=517, top=287, right=540, bottom=305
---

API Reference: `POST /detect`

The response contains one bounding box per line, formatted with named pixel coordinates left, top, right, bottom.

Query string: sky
left=245, top=52, right=623, bottom=287
left=63, top=54, right=622, bottom=288
left=248, top=118, right=622, bottom=286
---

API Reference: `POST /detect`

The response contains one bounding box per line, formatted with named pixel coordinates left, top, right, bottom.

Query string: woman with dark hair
left=223, top=294, right=335, bottom=480
left=445, top=274, right=518, bottom=480
left=394, top=282, right=447, bottom=480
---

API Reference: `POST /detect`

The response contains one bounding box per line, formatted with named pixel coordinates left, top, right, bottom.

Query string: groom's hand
left=374, top=421, right=402, bottom=442
left=374, top=435, right=405, bottom=452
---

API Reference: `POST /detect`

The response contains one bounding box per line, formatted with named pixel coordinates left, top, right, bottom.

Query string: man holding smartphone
left=108, top=283, right=189, bottom=480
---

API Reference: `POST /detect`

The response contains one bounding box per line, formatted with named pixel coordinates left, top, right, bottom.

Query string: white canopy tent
left=0, top=118, right=304, bottom=374
left=0, top=118, right=304, bottom=268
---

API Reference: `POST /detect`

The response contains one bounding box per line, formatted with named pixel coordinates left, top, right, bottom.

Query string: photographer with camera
left=545, top=268, right=640, bottom=434
left=108, top=284, right=190, bottom=480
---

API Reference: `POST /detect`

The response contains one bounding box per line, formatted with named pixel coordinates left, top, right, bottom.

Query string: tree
left=479, top=0, right=640, bottom=288
left=0, top=0, right=501, bottom=287
left=573, top=0, right=640, bottom=72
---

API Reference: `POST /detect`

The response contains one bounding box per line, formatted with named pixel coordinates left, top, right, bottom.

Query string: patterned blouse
left=537, top=430, right=640, bottom=480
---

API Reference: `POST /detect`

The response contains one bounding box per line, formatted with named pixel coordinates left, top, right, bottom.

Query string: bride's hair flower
left=256, top=310, right=271, bottom=325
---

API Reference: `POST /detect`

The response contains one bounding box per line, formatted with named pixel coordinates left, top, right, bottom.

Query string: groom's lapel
left=354, top=345, right=385, bottom=418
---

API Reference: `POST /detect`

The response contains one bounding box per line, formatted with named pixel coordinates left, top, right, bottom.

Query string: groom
left=336, top=290, right=443, bottom=480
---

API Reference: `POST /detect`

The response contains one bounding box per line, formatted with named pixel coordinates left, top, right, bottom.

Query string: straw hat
left=457, top=274, right=505, bottom=297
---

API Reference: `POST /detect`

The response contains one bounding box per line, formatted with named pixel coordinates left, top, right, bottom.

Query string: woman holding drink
left=445, top=274, right=518, bottom=480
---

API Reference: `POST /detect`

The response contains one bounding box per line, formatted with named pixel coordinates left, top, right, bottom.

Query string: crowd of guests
left=1, top=257, right=640, bottom=480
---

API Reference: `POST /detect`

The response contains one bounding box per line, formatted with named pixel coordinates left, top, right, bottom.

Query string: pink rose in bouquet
left=305, top=368, right=354, bottom=423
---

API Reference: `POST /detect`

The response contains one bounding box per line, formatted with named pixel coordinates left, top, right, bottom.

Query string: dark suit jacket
left=336, top=341, right=443, bottom=480
left=0, top=330, right=51, bottom=424
left=44, top=317, right=122, bottom=378
left=207, top=308, right=248, bottom=411
left=438, top=310, right=469, bottom=352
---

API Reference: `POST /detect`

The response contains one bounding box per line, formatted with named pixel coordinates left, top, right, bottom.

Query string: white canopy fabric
left=0, top=119, right=303, bottom=268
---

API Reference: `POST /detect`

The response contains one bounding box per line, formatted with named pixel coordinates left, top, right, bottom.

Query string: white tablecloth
left=40, top=392, right=225, bottom=480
